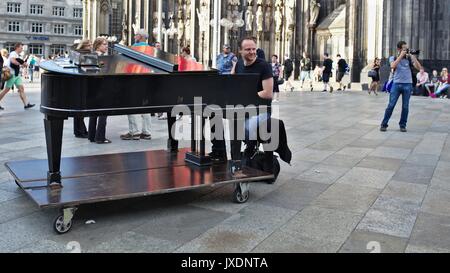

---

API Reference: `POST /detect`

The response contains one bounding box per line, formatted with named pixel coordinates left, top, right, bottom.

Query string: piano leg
left=166, top=112, right=178, bottom=152
left=44, top=115, right=65, bottom=187
left=185, top=114, right=212, bottom=166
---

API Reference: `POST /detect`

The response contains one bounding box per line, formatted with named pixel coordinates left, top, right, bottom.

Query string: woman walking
left=369, top=58, right=381, bottom=96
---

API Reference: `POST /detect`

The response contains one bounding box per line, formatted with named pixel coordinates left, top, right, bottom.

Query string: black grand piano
left=5, top=44, right=274, bottom=234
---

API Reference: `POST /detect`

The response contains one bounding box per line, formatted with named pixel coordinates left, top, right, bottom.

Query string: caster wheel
left=53, top=214, right=73, bottom=235
left=232, top=185, right=249, bottom=204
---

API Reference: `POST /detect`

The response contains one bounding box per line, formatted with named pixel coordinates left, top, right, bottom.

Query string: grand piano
left=4, top=44, right=274, bottom=234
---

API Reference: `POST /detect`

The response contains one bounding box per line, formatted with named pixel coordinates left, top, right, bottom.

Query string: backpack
left=284, top=59, right=293, bottom=72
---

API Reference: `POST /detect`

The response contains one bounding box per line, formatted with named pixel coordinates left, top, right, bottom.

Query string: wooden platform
left=5, top=149, right=273, bottom=209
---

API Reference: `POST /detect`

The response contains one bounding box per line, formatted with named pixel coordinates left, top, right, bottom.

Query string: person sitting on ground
left=313, top=65, right=322, bottom=83
left=425, top=70, right=440, bottom=97
left=415, top=68, right=429, bottom=96
left=435, top=68, right=449, bottom=98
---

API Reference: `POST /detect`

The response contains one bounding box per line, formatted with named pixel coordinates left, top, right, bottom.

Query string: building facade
left=85, top=0, right=450, bottom=82
left=0, top=0, right=84, bottom=58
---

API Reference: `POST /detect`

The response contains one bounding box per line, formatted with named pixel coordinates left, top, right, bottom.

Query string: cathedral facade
left=84, top=0, right=450, bottom=82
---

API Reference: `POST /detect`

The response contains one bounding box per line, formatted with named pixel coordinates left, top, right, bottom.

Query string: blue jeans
left=381, top=83, right=412, bottom=129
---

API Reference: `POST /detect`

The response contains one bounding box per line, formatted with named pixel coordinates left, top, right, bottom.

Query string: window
left=50, top=45, right=66, bottom=56
left=52, top=7, right=65, bottom=17
left=8, top=21, right=20, bottom=32
left=73, top=8, right=83, bottom=18
left=28, top=44, right=44, bottom=55
left=74, top=25, right=83, bottom=36
left=5, top=43, right=15, bottom=53
left=53, top=24, right=65, bottom=34
left=7, top=3, right=21, bottom=13
left=31, top=23, right=43, bottom=33
left=30, top=4, right=43, bottom=15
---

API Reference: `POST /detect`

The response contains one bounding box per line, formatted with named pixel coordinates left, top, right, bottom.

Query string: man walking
left=300, top=52, right=313, bottom=92
left=321, top=53, right=333, bottom=93
left=336, top=54, right=348, bottom=91
left=381, top=41, right=422, bottom=132
left=282, top=54, right=294, bottom=92
left=120, top=29, right=152, bottom=140
left=0, top=43, right=35, bottom=110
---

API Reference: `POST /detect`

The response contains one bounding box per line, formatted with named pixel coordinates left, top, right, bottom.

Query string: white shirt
left=7, top=51, right=20, bottom=74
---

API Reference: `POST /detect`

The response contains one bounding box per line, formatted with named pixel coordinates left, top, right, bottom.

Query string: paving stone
left=277, top=206, right=363, bottom=245
left=405, top=153, right=440, bottom=167
left=291, top=148, right=336, bottom=163
left=408, top=212, right=450, bottom=251
left=356, top=196, right=420, bottom=238
left=256, top=180, right=329, bottom=211
left=356, top=156, right=403, bottom=172
left=321, top=154, right=363, bottom=168
left=381, top=180, right=427, bottom=203
left=421, top=188, right=450, bottom=217
left=392, top=164, right=435, bottom=185
left=131, top=205, right=232, bottom=244
left=312, top=183, right=380, bottom=214
left=369, top=146, right=412, bottom=160
left=339, top=230, right=408, bottom=253
left=175, top=204, right=297, bottom=253
left=336, top=167, right=395, bottom=189
left=336, top=147, right=374, bottom=157
left=296, top=164, right=350, bottom=185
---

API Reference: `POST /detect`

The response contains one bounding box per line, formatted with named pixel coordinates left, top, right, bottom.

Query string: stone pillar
left=157, top=0, right=163, bottom=45
left=82, top=0, right=89, bottom=39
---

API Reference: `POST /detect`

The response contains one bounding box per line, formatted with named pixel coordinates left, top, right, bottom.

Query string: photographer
left=380, top=41, right=422, bottom=132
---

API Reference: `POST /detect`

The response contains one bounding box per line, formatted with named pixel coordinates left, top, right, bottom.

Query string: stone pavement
left=0, top=81, right=450, bottom=253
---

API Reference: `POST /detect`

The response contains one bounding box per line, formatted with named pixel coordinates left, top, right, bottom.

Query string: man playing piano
left=210, top=37, right=273, bottom=166
left=120, top=29, right=152, bottom=141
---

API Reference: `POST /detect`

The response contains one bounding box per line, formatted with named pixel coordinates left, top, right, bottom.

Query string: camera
left=406, top=49, right=421, bottom=55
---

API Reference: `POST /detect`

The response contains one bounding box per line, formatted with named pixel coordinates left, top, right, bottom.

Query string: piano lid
left=40, top=54, right=168, bottom=76
left=115, top=44, right=217, bottom=74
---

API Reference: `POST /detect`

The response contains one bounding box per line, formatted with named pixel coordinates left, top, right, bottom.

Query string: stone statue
left=275, top=0, right=283, bottom=8
left=245, top=6, right=254, bottom=32
left=286, top=0, right=295, bottom=28
left=247, top=0, right=254, bottom=6
left=274, top=7, right=283, bottom=34
left=177, top=18, right=184, bottom=42
left=264, top=6, right=272, bottom=30
left=185, top=15, right=191, bottom=43
left=310, top=0, right=321, bottom=26
left=120, top=13, right=128, bottom=45
left=132, top=13, right=140, bottom=34
left=257, top=0, right=263, bottom=6
left=196, top=5, right=209, bottom=33
left=256, top=6, right=264, bottom=32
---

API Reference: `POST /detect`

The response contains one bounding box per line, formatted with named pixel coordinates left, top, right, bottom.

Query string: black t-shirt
left=301, top=58, right=312, bottom=71
left=235, top=58, right=273, bottom=94
left=323, top=59, right=333, bottom=74
left=337, top=59, right=347, bottom=72
left=283, top=59, right=294, bottom=73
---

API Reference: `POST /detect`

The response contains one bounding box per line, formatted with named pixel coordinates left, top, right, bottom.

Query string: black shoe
left=96, top=139, right=112, bottom=144
left=0, top=105, right=4, bottom=110
left=400, top=127, right=407, bottom=133
left=337, top=88, right=342, bottom=91
left=75, top=133, right=89, bottom=139
left=209, top=151, right=227, bottom=164
left=24, top=103, right=35, bottom=109
left=380, top=126, right=387, bottom=132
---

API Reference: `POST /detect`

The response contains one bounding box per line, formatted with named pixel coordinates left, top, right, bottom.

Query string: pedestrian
left=300, top=52, right=313, bottom=92
left=88, top=37, right=111, bottom=144
left=380, top=41, right=423, bottom=132
left=216, top=44, right=237, bottom=75
left=120, top=29, right=152, bottom=140
left=282, top=54, right=294, bottom=92
left=369, top=57, right=381, bottom=96
left=72, top=39, right=92, bottom=138
left=321, top=53, right=333, bottom=93
left=336, top=54, right=348, bottom=91
left=271, top=54, right=282, bottom=102
left=0, top=43, right=35, bottom=111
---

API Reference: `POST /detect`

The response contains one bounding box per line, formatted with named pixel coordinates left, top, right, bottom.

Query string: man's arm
left=391, top=51, right=407, bottom=70
left=258, top=77, right=274, bottom=100
left=410, top=55, right=422, bottom=71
